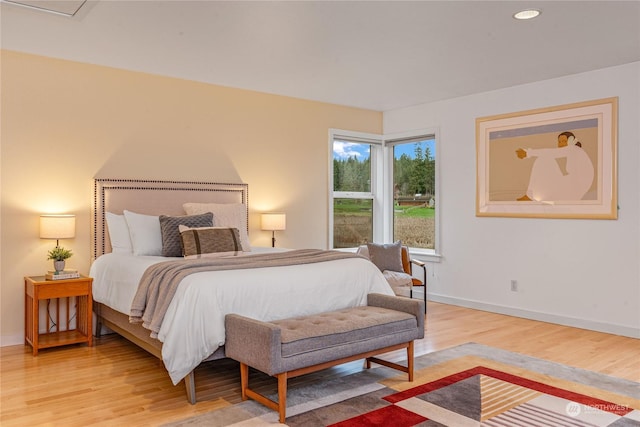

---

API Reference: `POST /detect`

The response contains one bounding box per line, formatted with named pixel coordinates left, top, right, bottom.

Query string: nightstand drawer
left=36, top=281, right=90, bottom=299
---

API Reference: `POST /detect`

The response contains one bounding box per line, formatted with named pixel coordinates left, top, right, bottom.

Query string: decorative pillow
left=123, top=210, right=162, bottom=256
left=159, top=212, right=213, bottom=257
left=105, top=212, right=132, bottom=254
left=179, top=225, right=245, bottom=259
left=366, top=241, right=404, bottom=273
left=183, top=202, right=251, bottom=251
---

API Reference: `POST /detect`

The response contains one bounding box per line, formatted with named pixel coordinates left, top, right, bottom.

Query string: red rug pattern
left=329, top=366, right=636, bottom=427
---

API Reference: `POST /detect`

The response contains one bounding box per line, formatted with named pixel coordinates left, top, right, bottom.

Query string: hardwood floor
left=1, top=302, right=638, bottom=426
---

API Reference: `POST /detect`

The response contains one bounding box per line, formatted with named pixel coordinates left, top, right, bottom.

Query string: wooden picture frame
left=476, top=97, right=618, bottom=219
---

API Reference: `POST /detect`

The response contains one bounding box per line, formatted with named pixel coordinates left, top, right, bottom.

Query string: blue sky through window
left=333, top=141, right=370, bottom=160
left=333, top=139, right=435, bottom=160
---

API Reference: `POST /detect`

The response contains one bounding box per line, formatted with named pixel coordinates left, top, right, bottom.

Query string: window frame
left=383, top=129, right=440, bottom=260
left=329, top=129, right=384, bottom=246
left=329, top=128, right=441, bottom=261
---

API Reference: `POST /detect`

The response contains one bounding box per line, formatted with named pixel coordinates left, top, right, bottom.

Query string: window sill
left=408, top=248, right=442, bottom=263
left=335, top=246, right=441, bottom=263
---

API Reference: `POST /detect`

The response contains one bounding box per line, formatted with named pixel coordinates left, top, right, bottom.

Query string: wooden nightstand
left=24, top=275, right=93, bottom=356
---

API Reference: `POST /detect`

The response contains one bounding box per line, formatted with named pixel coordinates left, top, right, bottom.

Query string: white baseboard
left=1, top=333, right=25, bottom=347
left=428, top=293, right=640, bottom=339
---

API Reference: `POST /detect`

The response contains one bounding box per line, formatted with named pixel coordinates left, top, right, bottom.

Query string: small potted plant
left=47, top=246, right=73, bottom=272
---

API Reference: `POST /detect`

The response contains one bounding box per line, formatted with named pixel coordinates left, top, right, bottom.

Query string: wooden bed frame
left=91, top=178, right=249, bottom=404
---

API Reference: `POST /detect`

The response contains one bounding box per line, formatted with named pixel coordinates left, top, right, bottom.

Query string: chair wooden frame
left=400, top=247, right=427, bottom=312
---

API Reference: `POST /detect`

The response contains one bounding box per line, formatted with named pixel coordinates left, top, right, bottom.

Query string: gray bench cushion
left=272, top=306, right=416, bottom=358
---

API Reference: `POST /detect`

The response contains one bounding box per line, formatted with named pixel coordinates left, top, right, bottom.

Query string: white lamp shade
left=40, top=214, right=76, bottom=239
left=261, top=213, right=286, bottom=231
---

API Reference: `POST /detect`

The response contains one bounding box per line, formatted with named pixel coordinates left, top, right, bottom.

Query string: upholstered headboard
left=92, top=179, right=249, bottom=259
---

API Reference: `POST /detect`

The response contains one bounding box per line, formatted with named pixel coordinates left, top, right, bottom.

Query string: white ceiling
left=1, top=0, right=639, bottom=111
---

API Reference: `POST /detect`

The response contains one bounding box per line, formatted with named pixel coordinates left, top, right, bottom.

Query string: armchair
left=357, top=244, right=427, bottom=312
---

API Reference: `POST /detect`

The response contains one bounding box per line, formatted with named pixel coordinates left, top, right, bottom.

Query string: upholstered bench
left=225, top=293, right=425, bottom=423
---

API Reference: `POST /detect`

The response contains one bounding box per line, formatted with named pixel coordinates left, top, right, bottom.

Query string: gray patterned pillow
left=366, top=241, right=404, bottom=273
left=159, top=212, right=214, bottom=257
left=179, top=226, right=244, bottom=258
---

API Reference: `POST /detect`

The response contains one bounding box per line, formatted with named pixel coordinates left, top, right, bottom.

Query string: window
left=389, top=136, right=436, bottom=250
left=330, top=129, right=438, bottom=255
left=330, top=131, right=382, bottom=248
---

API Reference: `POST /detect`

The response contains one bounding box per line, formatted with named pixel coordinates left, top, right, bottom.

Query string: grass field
left=394, top=205, right=435, bottom=218
left=334, top=203, right=434, bottom=248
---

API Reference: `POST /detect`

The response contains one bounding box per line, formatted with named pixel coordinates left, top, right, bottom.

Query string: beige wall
left=0, top=50, right=382, bottom=344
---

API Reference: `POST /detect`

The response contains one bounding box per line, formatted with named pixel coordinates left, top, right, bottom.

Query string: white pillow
left=183, top=202, right=251, bottom=251
left=123, top=210, right=162, bottom=256
left=105, top=212, right=132, bottom=254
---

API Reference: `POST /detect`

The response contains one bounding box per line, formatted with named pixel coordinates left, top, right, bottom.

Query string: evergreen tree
left=409, top=144, right=426, bottom=195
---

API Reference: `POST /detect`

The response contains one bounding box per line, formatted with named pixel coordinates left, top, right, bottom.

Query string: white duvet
left=89, top=248, right=394, bottom=384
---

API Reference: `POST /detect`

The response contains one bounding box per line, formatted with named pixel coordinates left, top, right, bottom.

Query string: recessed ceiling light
left=513, top=9, right=541, bottom=20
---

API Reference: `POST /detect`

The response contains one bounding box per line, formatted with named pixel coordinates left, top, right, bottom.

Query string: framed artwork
left=476, top=97, right=618, bottom=219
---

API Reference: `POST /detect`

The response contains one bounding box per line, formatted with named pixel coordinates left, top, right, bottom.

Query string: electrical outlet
left=510, top=280, right=518, bottom=292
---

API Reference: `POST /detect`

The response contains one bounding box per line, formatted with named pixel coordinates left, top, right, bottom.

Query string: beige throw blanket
left=130, top=249, right=361, bottom=338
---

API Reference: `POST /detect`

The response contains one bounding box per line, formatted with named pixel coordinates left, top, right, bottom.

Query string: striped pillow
left=159, top=212, right=214, bottom=257
left=179, top=225, right=244, bottom=259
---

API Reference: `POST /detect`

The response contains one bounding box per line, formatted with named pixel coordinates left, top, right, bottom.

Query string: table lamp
left=40, top=214, right=76, bottom=248
left=261, top=213, right=286, bottom=247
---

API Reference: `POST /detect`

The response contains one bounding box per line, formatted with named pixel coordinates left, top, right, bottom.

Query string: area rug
left=163, top=343, right=640, bottom=426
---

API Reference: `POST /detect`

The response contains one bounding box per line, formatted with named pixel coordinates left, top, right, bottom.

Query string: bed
left=90, top=178, right=394, bottom=403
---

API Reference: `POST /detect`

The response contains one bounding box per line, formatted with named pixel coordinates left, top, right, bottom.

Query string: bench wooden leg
left=241, top=365, right=289, bottom=422
left=408, top=340, right=414, bottom=382
left=240, top=362, right=249, bottom=401
left=238, top=341, right=415, bottom=422
left=366, top=341, right=415, bottom=382
left=277, top=372, right=288, bottom=423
